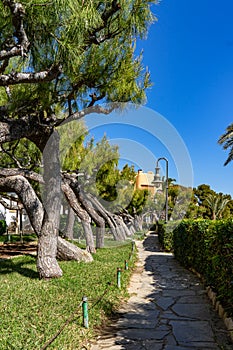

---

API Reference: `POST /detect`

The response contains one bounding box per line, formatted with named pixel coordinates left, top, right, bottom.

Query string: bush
left=0, top=220, right=7, bottom=235
left=157, top=220, right=179, bottom=252
left=173, top=219, right=233, bottom=317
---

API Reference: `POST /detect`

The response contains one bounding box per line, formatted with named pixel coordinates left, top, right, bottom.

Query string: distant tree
left=192, top=184, right=233, bottom=219
left=120, top=164, right=137, bottom=183
left=205, top=193, right=231, bottom=220
left=218, top=123, right=233, bottom=165
left=168, top=185, right=193, bottom=220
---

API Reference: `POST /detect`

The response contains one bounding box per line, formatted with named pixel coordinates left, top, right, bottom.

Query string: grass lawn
left=0, top=241, right=137, bottom=350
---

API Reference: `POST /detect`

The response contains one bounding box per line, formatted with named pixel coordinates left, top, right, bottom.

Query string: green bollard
left=125, top=260, right=129, bottom=270
left=82, top=296, right=89, bottom=328
left=117, top=267, right=121, bottom=289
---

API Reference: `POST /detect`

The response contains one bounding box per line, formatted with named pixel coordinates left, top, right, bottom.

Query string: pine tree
left=0, top=0, right=157, bottom=278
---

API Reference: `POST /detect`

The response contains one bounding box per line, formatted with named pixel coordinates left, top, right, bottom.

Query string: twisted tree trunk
left=62, top=180, right=96, bottom=253
left=87, top=193, right=129, bottom=241
left=64, top=207, right=75, bottom=240
left=57, top=236, right=93, bottom=262
left=74, top=187, right=105, bottom=248
left=37, top=132, right=63, bottom=278
left=96, top=226, right=105, bottom=249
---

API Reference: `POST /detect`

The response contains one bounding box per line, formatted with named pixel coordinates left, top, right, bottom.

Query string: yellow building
left=135, top=169, right=162, bottom=195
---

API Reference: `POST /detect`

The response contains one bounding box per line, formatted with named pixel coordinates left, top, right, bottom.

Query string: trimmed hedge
left=157, top=220, right=178, bottom=251
left=158, top=219, right=233, bottom=317
left=0, top=220, right=7, bottom=235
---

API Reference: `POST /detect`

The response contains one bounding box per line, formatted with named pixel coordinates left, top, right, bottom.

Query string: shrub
left=157, top=220, right=179, bottom=252
left=173, top=219, right=233, bottom=317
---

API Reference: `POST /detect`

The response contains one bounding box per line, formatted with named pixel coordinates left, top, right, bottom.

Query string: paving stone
left=90, top=234, right=232, bottom=350
left=164, top=346, right=218, bottom=350
left=162, top=289, right=196, bottom=297
left=116, top=338, right=165, bottom=349
left=117, top=311, right=159, bottom=328
left=170, top=320, right=215, bottom=343
left=154, top=297, right=175, bottom=310
left=171, top=303, right=211, bottom=320
left=161, top=311, right=198, bottom=322
left=178, top=296, right=207, bottom=304
left=164, top=347, right=197, bottom=350
left=117, top=328, right=170, bottom=341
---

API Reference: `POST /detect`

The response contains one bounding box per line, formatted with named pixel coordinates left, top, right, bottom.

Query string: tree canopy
left=0, top=0, right=157, bottom=278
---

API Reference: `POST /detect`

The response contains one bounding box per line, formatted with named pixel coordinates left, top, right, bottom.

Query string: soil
left=0, top=242, right=37, bottom=259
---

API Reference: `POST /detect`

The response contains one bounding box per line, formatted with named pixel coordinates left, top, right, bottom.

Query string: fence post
left=125, top=260, right=129, bottom=270
left=117, top=267, right=121, bottom=289
left=82, top=296, right=89, bottom=328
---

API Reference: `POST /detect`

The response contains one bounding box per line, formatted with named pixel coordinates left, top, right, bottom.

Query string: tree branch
left=55, top=104, right=115, bottom=127
left=0, top=175, right=43, bottom=234
left=0, top=167, right=44, bottom=184
left=61, top=179, right=90, bottom=222
left=0, top=65, right=62, bottom=86
left=1, top=0, right=30, bottom=60
left=0, top=116, right=52, bottom=151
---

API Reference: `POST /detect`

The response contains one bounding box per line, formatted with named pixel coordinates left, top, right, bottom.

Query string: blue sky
left=141, top=0, right=233, bottom=195
left=85, top=0, right=233, bottom=197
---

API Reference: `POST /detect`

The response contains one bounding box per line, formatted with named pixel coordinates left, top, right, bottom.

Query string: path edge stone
left=206, top=285, right=233, bottom=343
left=189, top=266, right=233, bottom=343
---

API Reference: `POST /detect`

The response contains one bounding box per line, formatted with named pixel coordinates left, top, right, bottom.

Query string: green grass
left=0, top=242, right=137, bottom=350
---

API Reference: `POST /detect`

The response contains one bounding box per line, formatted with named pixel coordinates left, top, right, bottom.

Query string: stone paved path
left=90, top=234, right=233, bottom=350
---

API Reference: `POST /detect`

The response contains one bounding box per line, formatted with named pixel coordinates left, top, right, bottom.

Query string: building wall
left=135, top=170, right=157, bottom=195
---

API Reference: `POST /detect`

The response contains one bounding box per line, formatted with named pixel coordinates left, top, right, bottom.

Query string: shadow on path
left=91, top=234, right=233, bottom=350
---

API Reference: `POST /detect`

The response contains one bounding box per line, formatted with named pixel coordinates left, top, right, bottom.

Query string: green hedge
left=0, top=220, right=7, bottom=235
left=158, top=219, right=233, bottom=317
left=157, top=220, right=179, bottom=251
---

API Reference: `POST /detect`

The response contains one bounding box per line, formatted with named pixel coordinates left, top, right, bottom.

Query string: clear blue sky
left=85, top=0, right=233, bottom=197
left=141, top=0, right=233, bottom=196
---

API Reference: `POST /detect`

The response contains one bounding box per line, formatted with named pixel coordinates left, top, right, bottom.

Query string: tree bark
left=74, top=186, right=105, bottom=248
left=0, top=175, right=43, bottom=235
left=133, top=213, right=143, bottom=231
left=64, top=207, right=75, bottom=240
left=37, top=131, right=63, bottom=279
left=96, top=226, right=105, bottom=248
left=82, top=220, right=96, bottom=253
left=57, top=236, right=93, bottom=262
left=37, top=217, right=62, bottom=279
left=86, top=193, right=125, bottom=241
left=0, top=172, right=93, bottom=268
left=62, top=180, right=96, bottom=253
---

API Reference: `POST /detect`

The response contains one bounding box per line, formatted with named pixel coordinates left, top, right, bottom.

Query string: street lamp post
left=153, top=157, right=169, bottom=223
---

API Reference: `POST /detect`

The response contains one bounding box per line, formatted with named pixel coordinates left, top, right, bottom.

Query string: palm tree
left=205, top=194, right=230, bottom=220
left=218, top=123, right=233, bottom=166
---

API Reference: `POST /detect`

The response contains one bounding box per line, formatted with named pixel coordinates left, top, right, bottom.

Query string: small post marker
left=82, top=296, right=89, bottom=328
left=125, top=260, right=129, bottom=270
left=117, top=267, right=121, bottom=289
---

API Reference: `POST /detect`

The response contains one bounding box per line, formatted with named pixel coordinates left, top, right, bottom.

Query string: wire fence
left=40, top=240, right=136, bottom=350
